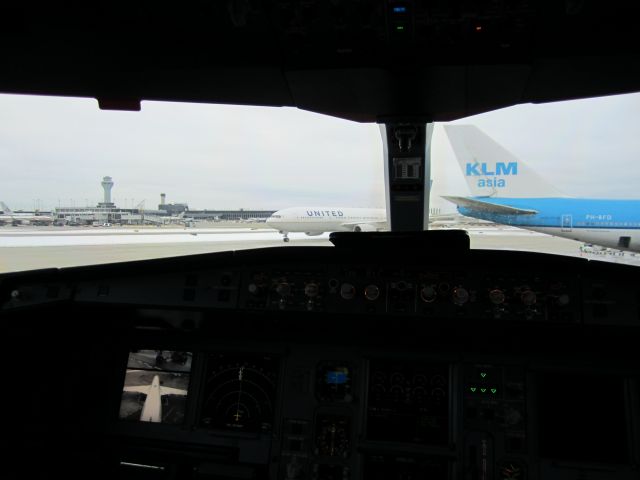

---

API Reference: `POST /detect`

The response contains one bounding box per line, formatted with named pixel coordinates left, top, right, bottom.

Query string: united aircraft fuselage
left=266, top=207, right=387, bottom=241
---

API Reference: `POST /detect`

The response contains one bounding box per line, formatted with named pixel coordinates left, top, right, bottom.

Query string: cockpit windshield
left=2, top=91, right=640, bottom=272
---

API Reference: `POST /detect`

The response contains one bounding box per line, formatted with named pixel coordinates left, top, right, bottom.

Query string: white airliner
left=163, top=211, right=196, bottom=226
left=443, top=125, right=640, bottom=252
left=123, top=374, right=187, bottom=423
left=0, top=202, right=54, bottom=225
left=266, top=207, right=387, bottom=242
left=266, top=202, right=459, bottom=242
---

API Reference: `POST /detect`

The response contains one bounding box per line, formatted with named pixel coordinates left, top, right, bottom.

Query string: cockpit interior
left=2, top=2, right=640, bottom=479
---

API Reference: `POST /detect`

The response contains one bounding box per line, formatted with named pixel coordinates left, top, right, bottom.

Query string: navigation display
left=119, top=350, right=192, bottom=424
left=200, top=353, right=279, bottom=433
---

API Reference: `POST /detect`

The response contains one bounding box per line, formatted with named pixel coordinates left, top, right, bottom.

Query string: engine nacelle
left=352, top=223, right=377, bottom=233
left=305, top=232, right=323, bottom=236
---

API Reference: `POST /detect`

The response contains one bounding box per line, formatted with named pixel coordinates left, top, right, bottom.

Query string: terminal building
left=157, top=192, right=275, bottom=221
left=54, top=206, right=148, bottom=226
left=187, top=209, right=275, bottom=221
left=52, top=179, right=275, bottom=226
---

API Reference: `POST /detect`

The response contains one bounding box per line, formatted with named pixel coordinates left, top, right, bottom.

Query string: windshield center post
left=381, top=122, right=434, bottom=232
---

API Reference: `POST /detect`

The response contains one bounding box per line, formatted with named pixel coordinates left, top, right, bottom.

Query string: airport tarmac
left=1, top=225, right=639, bottom=273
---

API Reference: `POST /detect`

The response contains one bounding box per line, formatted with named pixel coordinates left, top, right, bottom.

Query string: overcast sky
left=1, top=91, right=639, bottom=211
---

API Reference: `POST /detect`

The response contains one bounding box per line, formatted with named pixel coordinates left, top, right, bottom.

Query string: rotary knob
left=304, top=282, right=320, bottom=298
left=557, top=293, right=570, bottom=306
left=248, top=283, right=264, bottom=295
left=521, top=289, right=537, bottom=306
left=489, top=289, right=506, bottom=305
left=364, top=284, right=380, bottom=301
left=340, top=283, right=356, bottom=300
left=420, top=285, right=437, bottom=303
left=276, top=282, right=291, bottom=297
left=452, top=287, right=469, bottom=305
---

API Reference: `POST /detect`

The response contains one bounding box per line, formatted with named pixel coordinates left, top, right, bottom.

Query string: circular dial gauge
left=200, top=354, right=279, bottom=433
left=315, top=415, right=351, bottom=458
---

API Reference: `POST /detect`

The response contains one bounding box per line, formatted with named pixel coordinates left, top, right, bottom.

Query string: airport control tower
left=98, top=176, right=115, bottom=207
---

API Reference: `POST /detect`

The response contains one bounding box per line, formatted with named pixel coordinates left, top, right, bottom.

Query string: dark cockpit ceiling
left=2, top=1, right=640, bottom=122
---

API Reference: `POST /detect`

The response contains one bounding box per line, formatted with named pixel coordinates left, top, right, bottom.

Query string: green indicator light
left=470, top=387, right=477, bottom=393
left=480, top=388, right=487, bottom=393
left=491, top=388, right=497, bottom=394
left=396, top=26, right=405, bottom=31
left=480, top=372, right=487, bottom=378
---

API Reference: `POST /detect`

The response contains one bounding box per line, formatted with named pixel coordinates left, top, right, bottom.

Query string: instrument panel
left=108, top=340, right=639, bottom=480
left=7, top=245, right=640, bottom=329
left=4, top=246, right=640, bottom=480
left=115, top=347, right=459, bottom=479
left=240, top=264, right=580, bottom=324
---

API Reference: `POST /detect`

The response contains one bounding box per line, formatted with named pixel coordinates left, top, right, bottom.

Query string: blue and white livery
left=443, top=125, right=640, bottom=252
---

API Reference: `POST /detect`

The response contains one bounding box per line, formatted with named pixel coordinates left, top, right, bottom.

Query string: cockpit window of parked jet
left=2, top=91, right=640, bottom=273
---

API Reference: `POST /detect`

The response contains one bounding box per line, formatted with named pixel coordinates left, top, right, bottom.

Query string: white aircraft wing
left=442, top=196, right=538, bottom=215
left=159, top=386, right=188, bottom=396
left=123, top=385, right=151, bottom=395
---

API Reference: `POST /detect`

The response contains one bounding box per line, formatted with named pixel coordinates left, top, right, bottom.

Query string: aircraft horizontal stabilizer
left=443, top=196, right=538, bottom=215
left=123, top=385, right=151, bottom=395
left=159, top=386, right=188, bottom=396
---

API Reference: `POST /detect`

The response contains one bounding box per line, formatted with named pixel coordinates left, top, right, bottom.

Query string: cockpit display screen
left=316, top=363, right=354, bottom=402
left=326, top=370, right=348, bottom=384
left=199, top=353, right=279, bottom=433
left=119, top=350, right=192, bottom=424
